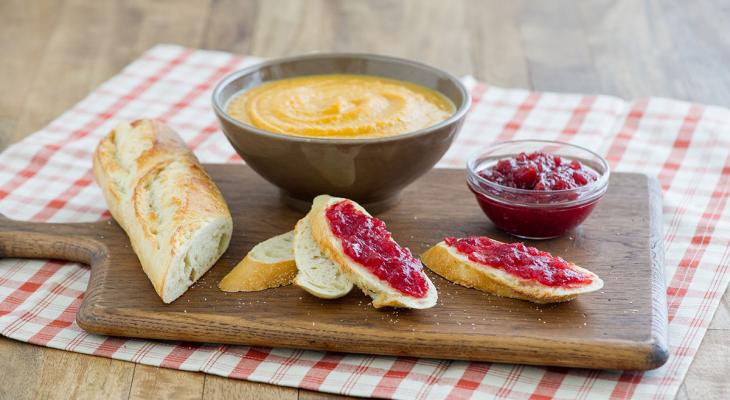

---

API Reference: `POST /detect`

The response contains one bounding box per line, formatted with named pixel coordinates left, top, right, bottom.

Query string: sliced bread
left=218, top=231, right=296, bottom=292
left=308, top=195, right=438, bottom=309
left=293, top=214, right=353, bottom=299
left=421, top=239, right=603, bottom=303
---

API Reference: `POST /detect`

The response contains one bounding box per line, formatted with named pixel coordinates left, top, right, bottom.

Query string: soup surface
left=225, top=74, right=455, bottom=139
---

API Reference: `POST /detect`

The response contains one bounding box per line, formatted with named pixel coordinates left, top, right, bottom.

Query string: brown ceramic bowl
left=212, top=53, right=470, bottom=212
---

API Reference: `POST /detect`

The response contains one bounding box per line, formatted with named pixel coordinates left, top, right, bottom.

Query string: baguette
left=293, top=215, right=353, bottom=299
left=219, top=231, right=296, bottom=292
left=421, top=239, right=603, bottom=303
left=308, top=195, right=437, bottom=309
left=93, top=119, right=233, bottom=303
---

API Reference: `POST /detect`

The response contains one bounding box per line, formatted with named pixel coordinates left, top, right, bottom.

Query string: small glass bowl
left=467, top=140, right=610, bottom=240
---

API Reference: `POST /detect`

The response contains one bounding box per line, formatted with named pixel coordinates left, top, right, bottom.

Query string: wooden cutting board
left=0, top=165, right=668, bottom=370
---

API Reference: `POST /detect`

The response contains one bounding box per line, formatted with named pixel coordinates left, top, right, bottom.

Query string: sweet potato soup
left=225, top=74, right=455, bottom=139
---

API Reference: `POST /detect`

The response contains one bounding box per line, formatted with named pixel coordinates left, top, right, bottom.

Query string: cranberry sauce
left=444, top=236, right=592, bottom=287
left=325, top=200, right=428, bottom=298
left=480, top=151, right=597, bottom=191
left=469, top=150, right=605, bottom=239
left=470, top=187, right=600, bottom=239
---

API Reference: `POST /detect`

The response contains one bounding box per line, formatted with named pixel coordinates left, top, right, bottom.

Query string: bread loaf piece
left=93, top=119, right=233, bottom=303
left=219, top=231, right=297, bottom=292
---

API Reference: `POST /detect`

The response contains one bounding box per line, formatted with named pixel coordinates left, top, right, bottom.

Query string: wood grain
left=34, top=348, right=134, bottom=400
left=128, top=365, right=204, bottom=400
left=2, top=0, right=729, bottom=397
left=203, top=375, right=298, bottom=400
left=0, top=166, right=667, bottom=370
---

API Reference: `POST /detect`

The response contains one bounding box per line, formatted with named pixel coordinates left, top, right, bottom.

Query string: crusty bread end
left=218, top=231, right=297, bottom=292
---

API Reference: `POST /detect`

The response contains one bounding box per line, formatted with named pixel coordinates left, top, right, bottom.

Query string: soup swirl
left=226, top=74, right=455, bottom=139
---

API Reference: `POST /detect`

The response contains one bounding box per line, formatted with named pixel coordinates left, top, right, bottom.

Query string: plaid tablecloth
left=1, top=44, right=728, bottom=399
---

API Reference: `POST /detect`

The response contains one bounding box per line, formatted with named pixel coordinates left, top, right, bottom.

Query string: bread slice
left=218, top=231, right=296, bottom=292
left=308, top=195, right=437, bottom=309
left=293, top=215, right=353, bottom=299
left=421, top=240, right=603, bottom=303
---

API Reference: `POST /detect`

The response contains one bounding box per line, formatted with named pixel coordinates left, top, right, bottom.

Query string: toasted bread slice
left=218, top=231, right=296, bottom=292
left=421, top=240, right=603, bottom=303
left=308, top=195, right=438, bottom=309
left=293, top=214, right=353, bottom=299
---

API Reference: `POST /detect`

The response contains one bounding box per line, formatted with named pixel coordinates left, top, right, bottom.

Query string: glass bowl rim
left=466, top=139, right=610, bottom=205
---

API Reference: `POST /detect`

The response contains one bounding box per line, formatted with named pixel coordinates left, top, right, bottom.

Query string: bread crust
left=93, top=119, right=232, bottom=303
left=308, top=195, right=437, bottom=309
left=421, top=241, right=603, bottom=303
left=219, top=257, right=296, bottom=292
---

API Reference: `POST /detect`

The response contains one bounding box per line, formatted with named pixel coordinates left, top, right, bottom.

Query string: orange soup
left=225, top=74, right=455, bottom=139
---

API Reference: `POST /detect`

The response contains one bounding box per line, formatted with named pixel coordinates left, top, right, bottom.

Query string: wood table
left=1, top=1, right=728, bottom=399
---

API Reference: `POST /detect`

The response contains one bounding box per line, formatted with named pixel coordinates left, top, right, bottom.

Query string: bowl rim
left=466, top=139, right=611, bottom=207
left=211, top=52, right=471, bottom=144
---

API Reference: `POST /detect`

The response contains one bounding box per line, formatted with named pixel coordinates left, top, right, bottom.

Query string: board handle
left=0, top=213, right=110, bottom=265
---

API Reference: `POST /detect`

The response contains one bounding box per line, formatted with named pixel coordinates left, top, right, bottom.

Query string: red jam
left=469, top=189, right=600, bottom=239
left=480, top=151, right=597, bottom=190
left=325, top=200, right=428, bottom=298
left=444, top=236, right=592, bottom=287
left=469, top=151, right=605, bottom=239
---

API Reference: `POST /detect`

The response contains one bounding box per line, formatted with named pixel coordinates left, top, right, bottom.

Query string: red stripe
left=496, top=92, right=541, bottom=141
left=93, top=336, right=128, bottom=357
left=605, top=99, right=649, bottom=167
left=662, top=132, right=722, bottom=246
left=130, top=342, right=157, bottom=363
left=3, top=266, right=87, bottom=337
left=340, top=355, right=375, bottom=394
left=27, top=291, right=85, bottom=345
left=657, top=104, right=704, bottom=191
left=371, top=357, right=418, bottom=398
left=528, top=368, right=568, bottom=400
left=446, top=363, right=491, bottom=398
left=0, top=259, right=29, bottom=288
left=0, top=261, right=64, bottom=318
left=270, top=349, right=305, bottom=384
left=299, top=353, right=346, bottom=390
left=556, top=96, right=596, bottom=142
left=31, top=170, right=95, bottom=222
left=609, top=371, right=643, bottom=399
left=228, top=347, right=272, bottom=379
left=160, top=342, right=203, bottom=368
left=667, top=151, right=730, bottom=320
left=494, top=365, right=524, bottom=399
left=157, top=54, right=242, bottom=124
left=0, top=48, right=192, bottom=201
left=470, top=82, right=488, bottom=105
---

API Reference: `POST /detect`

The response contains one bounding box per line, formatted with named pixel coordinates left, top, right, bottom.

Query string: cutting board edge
left=75, top=299, right=667, bottom=370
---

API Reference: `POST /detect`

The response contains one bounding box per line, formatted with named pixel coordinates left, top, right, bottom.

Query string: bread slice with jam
left=308, top=195, right=438, bottom=309
left=421, top=237, right=603, bottom=303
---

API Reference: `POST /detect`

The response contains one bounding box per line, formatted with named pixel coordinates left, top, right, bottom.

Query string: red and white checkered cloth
left=1, top=44, right=728, bottom=399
